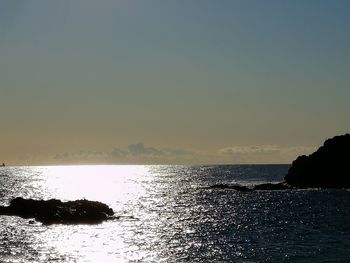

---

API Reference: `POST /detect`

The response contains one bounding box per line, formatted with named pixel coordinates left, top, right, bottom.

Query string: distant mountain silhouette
left=285, top=133, right=350, bottom=188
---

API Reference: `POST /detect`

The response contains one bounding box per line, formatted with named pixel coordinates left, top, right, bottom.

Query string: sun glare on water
left=43, top=165, right=149, bottom=210
left=35, top=165, right=155, bottom=262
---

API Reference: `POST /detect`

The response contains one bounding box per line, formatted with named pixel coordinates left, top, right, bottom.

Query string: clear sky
left=1, top=0, right=349, bottom=165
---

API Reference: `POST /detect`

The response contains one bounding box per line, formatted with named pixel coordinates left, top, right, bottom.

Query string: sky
left=1, top=0, right=350, bottom=165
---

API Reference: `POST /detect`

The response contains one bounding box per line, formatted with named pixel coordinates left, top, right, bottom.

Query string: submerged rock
left=0, top=197, right=115, bottom=225
left=285, top=134, right=350, bottom=188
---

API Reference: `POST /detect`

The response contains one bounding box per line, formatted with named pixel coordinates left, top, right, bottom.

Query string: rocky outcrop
left=206, top=134, right=350, bottom=191
left=0, top=197, right=115, bottom=224
left=205, top=184, right=252, bottom=192
left=205, top=182, right=292, bottom=191
left=284, top=134, right=350, bottom=188
left=252, top=182, right=292, bottom=191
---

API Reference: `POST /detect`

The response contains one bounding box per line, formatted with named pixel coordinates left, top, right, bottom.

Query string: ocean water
left=0, top=165, right=349, bottom=262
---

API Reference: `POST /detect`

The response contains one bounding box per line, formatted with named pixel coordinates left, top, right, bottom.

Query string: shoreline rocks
left=252, top=182, right=292, bottom=191
left=205, top=184, right=252, bottom=192
left=205, top=182, right=292, bottom=192
left=207, top=134, right=350, bottom=191
left=285, top=134, right=350, bottom=188
left=0, top=197, right=115, bottom=225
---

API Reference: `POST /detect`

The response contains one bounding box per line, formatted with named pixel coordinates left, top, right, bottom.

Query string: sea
left=0, top=165, right=349, bottom=263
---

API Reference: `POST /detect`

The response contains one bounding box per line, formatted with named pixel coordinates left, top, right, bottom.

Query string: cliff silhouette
left=285, top=133, right=350, bottom=188
left=207, top=134, right=350, bottom=191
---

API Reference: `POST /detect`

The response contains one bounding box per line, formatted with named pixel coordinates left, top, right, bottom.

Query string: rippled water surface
left=0, top=165, right=349, bottom=262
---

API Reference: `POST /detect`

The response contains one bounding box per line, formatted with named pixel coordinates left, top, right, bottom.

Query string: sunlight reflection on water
left=1, top=165, right=159, bottom=262
left=0, top=165, right=349, bottom=262
left=43, top=165, right=148, bottom=208
left=40, top=166, right=155, bottom=262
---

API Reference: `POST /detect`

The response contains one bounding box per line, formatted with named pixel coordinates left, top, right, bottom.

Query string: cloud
left=50, top=144, right=196, bottom=165
left=124, top=143, right=195, bottom=164
left=127, top=143, right=193, bottom=157
left=219, top=145, right=281, bottom=155
left=48, top=143, right=316, bottom=165
left=219, top=145, right=315, bottom=164
left=53, top=150, right=108, bottom=164
left=160, top=147, right=193, bottom=156
left=128, top=143, right=162, bottom=156
left=110, top=148, right=128, bottom=158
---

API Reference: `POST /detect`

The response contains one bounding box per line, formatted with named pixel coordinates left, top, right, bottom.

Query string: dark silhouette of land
left=205, top=182, right=291, bottom=191
left=1, top=134, right=349, bottom=225
left=0, top=197, right=115, bottom=224
left=284, top=133, right=350, bottom=188
left=207, top=134, right=350, bottom=191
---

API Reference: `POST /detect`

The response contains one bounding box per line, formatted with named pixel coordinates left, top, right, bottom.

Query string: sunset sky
left=1, top=1, right=350, bottom=165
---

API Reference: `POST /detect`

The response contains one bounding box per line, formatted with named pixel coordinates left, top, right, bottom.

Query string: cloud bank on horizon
left=22, top=143, right=315, bottom=165
left=0, top=1, right=349, bottom=165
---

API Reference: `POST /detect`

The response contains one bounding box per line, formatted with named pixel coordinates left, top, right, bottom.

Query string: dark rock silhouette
left=285, top=134, right=350, bottom=188
left=205, top=182, right=292, bottom=192
left=252, top=182, right=292, bottom=191
left=205, top=134, right=350, bottom=191
left=205, top=183, right=252, bottom=192
left=0, top=197, right=115, bottom=224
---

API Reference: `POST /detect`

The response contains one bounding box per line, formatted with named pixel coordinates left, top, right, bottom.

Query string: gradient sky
left=1, top=0, right=350, bottom=165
